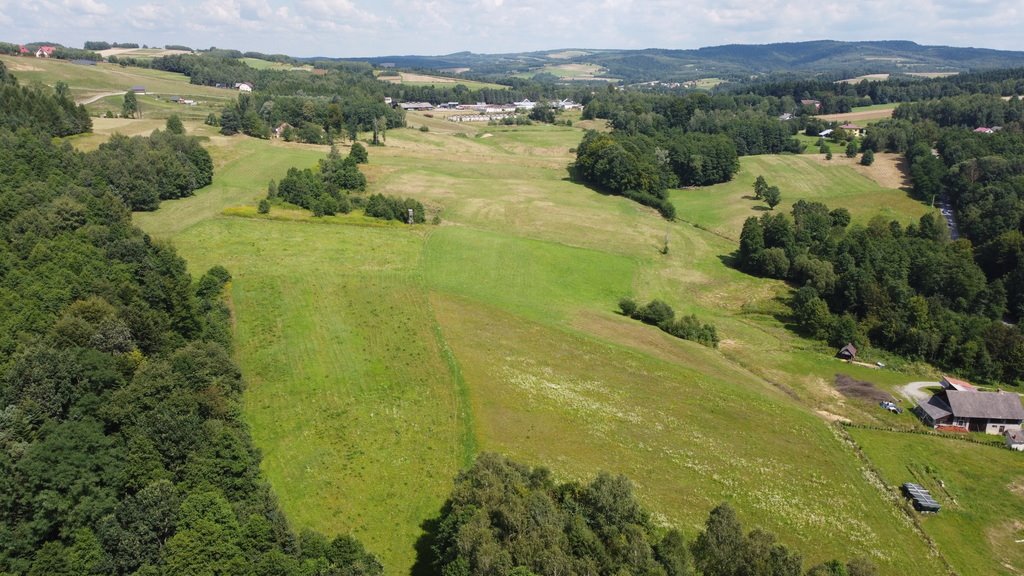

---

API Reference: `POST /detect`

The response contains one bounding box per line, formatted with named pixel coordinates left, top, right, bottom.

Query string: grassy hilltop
left=35, top=59, right=1019, bottom=575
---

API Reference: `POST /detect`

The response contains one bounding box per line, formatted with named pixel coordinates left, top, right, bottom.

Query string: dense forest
left=0, top=63, right=91, bottom=136
left=0, top=63, right=380, bottom=575
left=736, top=198, right=1024, bottom=384
left=427, top=453, right=875, bottom=576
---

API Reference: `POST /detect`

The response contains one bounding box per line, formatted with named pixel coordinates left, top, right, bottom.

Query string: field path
left=76, top=91, right=122, bottom=105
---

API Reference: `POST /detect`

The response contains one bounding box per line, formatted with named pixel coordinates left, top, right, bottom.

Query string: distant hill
left=323, top=40, right=1024, bottom=85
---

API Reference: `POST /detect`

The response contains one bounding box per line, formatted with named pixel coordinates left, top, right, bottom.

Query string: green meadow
left=51, top=80, right=980, bottom=574
left=850, top=428, right=1024, bottom=575
left=0, top=55, right=235, bottom=107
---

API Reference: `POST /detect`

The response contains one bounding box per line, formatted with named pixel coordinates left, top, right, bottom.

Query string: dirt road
left=76, top=91, right=123, bottom=105
left=900, top=381, right=938, bottom=403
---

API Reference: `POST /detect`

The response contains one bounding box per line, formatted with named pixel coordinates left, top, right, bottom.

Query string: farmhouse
left=836, top=343, right=857, bottom=360
left=840, top=123, right=865, bottom=136
left=130, top=86, right=146, bottom=94
left=237, top=82, right=253, bottom=93
left=973, top=126, right=994, bottom=134
left=1006, top=429, right=1024, bottom=451
left=35, top=46, right=55, bottom=58
left=18, top=45, right=29, bottom=55
left=916, top=379, right=1024, bottom=434
left=556, top=98, right=583, bottom=111
left=513, top=99, right=536, bottom=110
left=801, top=99, right=822, bottom=111
left=399, top=102, right=434, bottom=111
left=273, top=123, right=292, bottom=138
left=818, top=128, right=834, bottom=137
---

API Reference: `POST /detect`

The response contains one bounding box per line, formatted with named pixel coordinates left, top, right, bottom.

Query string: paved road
left=900, top=381, right=938, bottom=403
left=76, top=91, right=123, bottom=105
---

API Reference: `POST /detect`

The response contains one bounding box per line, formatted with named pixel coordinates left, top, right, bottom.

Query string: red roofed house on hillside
left=941, top=375, right=977, bottom=392
left=18, top=45, right=29, bottom=55
left=35, top=46, right=55, bottom=58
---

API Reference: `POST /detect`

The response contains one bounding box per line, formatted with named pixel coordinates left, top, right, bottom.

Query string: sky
left=3, top=0, right=1022, bottom=57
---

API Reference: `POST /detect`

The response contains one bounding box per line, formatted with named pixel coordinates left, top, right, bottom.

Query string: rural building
left=840, top=123, right=865, bottom=136
left=18, top=45, right=29, bottom=55
left=973, top=127, right=994, bottom=134
left=778, top=113, right=794, bottom=121
left=801, top=99, right=822, bottom=111
left=818, top=128, right=834, bottom=137
left=1006, top=429, right=1024, bottom=451
left=513, top=99, right=536, bottom=110
left=237, top=82, right=253, bottom=93
left=399, top=102, right=434, bottom=111
left=35, top=46, right=55, bottom=58
left=836, top=343, right=857, bottom=360
left=940, top=375, right=977, bottom=392
left=557, top=98, right=583, bottom=111
left=916, top=380, right=1024, bottom=434
left=273, top=123, right=292, bottom=138
left=129, top=86, right=146, bottom=94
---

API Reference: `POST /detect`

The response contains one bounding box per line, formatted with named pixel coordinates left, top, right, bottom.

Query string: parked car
left=879, top=401, right=903, bottom=414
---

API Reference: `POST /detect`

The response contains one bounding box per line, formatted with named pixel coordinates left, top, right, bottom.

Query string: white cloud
left=63, top=0, right=111, bottom=15
left=6, top=0, right=1024, bottom=56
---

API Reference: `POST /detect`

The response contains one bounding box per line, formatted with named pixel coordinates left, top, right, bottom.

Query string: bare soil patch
left=7, top=61, right=43, bottom=72
left=834, top=374, right=895, bottom=403
left=816, top=109, right=895, bottom=122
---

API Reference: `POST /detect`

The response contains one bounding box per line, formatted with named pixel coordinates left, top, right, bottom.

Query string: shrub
left=632, top=299, right=675, bottom=326
left=618, top=297, right=638, bottom=317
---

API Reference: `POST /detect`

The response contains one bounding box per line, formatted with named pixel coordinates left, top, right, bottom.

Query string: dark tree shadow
left=750, top=205, right=771, bottom=212
left=410, top=501, right=449, bottom=576
left=741, top=195, right=758, bottom=200
left=718, top=252, right=740, bottom=269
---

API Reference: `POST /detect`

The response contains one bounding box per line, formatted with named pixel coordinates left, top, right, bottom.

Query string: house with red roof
left=35, top=46, right=55, bottom=58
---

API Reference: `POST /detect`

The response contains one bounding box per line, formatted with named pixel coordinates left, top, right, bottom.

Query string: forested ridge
left=0, top=62, right=380, bottom=575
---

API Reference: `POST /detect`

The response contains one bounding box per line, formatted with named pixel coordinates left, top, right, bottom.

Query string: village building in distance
left=916, top=375, right=1024, bottom=435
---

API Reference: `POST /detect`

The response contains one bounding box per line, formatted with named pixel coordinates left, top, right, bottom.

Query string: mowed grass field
left=672, top=153, right=930, bottom=241
left=849, top=428, right=1024, bottom=575
left=112, top=100, right=979, bottom=574
left=0, top=55, right=236, bottom=118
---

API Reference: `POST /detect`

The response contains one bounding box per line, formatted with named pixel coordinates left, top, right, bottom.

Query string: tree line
left=618, top=298, right=720, bottom=347
left=426, top=453, right=875, bottom=576
left=0, top=62, right=92, bottom=136
left=0, top=68, right=380, bottom=575
left=733, top=67, right=1024, bottom=114
left=735, top=196, right=1024, bottom=384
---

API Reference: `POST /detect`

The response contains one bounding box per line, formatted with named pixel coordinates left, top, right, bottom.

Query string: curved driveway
left=900, top=381, right=939, bottom=403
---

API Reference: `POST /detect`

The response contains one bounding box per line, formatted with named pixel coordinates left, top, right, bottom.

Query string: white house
left=1006, top=429, right=1024, bottom=451
left=237, top=82, right=253, bottom=93
left=513, top=98, right=536, bottom=110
